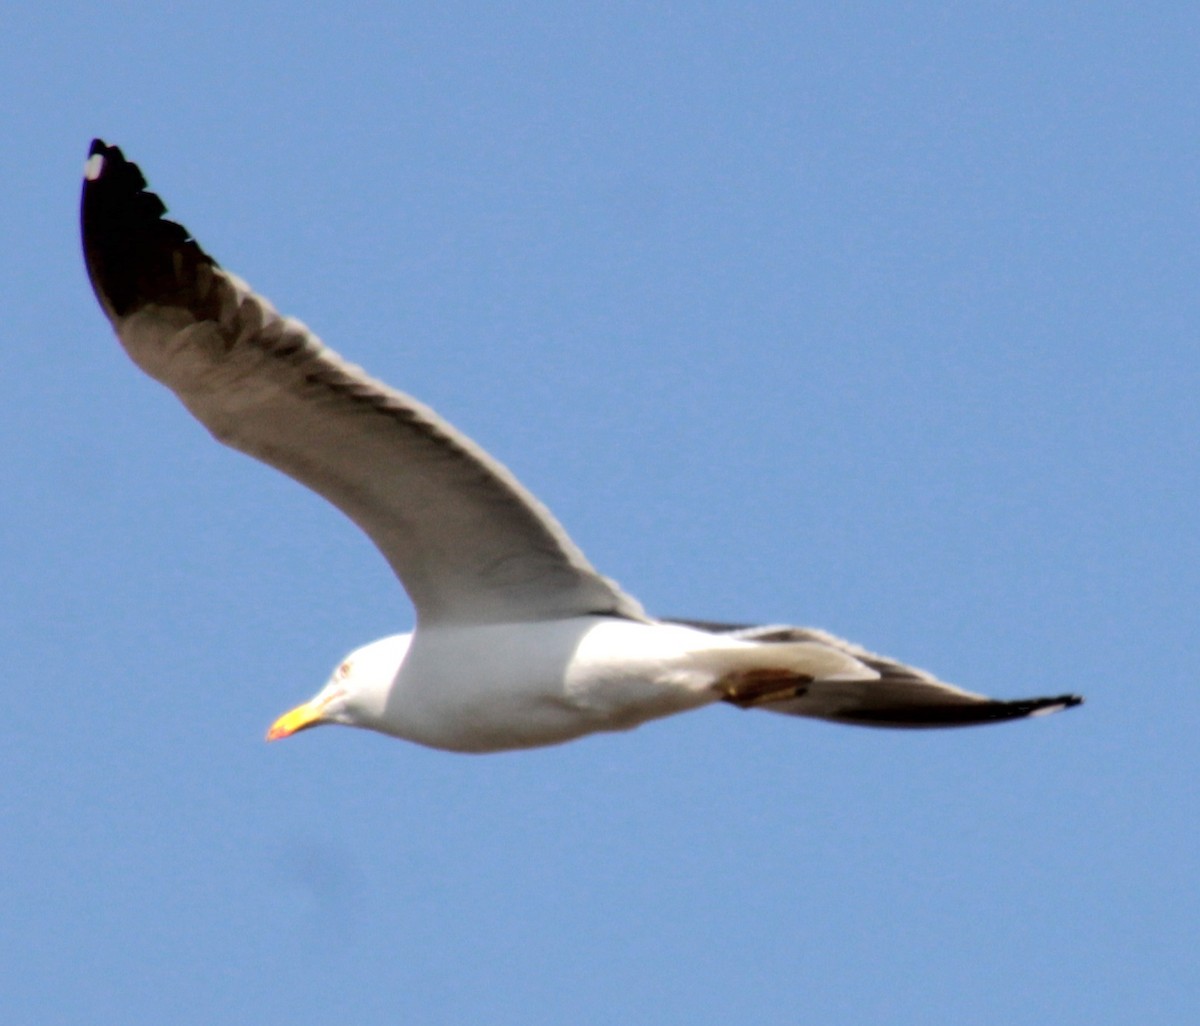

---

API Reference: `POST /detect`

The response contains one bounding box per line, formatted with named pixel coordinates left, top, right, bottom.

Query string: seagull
left=80, top=140, right=1081, bottom=753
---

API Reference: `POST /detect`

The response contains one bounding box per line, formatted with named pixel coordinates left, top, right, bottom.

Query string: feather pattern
left=81, top=141, right=646, bottom=627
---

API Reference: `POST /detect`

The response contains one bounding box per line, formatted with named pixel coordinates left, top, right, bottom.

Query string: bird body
left=365, top=618, right=725, bottom=752
left=80, top=140, right=1081, bottom=753
left=271, top=617, right=947, bottom=752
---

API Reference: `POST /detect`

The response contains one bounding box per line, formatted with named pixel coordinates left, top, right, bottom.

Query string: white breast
left=383, top=618, right=728, bottom=752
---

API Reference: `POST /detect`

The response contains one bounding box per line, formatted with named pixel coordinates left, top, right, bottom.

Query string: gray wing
left=669, top=619, right=1082, bottom=727
left=81, top=140, right=647, bottom=627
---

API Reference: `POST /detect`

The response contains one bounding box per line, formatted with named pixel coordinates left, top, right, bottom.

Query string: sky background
left=3, top=3, right=1197, bottom=1023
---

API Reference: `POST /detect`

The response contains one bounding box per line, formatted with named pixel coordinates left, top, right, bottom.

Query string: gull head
left=266, top=633, right=412, bottom=741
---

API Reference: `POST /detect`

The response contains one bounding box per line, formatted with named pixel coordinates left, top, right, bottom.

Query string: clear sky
left=3, top=3, right=1196, bottom=1023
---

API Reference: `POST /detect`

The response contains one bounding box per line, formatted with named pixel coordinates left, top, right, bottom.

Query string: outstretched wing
left=81, top=140, right=646, bottom=627
left=670, top=619, right=1082, bottom=727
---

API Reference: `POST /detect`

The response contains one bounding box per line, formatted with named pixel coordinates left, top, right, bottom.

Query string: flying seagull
left=80, top=140, right=1081, bottom=753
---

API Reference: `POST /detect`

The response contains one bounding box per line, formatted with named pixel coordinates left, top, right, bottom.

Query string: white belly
left=384, top=617, right=729, bottom=752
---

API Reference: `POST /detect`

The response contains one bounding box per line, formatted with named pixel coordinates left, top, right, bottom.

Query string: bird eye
left=337, top=662, right=351, bottom=680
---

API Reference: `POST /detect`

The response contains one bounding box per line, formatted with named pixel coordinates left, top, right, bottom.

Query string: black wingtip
left=81, top=139, right=214, bottom=321
left=1035, top=693, right=1084, bottom=714
left=87, top=138, right=117, bottom=163
left=82, top=140, right=149, bottom=211
left=839, top=692, right=1084, bottom=729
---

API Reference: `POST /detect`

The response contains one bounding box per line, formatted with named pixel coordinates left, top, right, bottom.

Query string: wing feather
left=81, top=141, right=646, bottom=626
left=668, top=618, right=1082, bottom=727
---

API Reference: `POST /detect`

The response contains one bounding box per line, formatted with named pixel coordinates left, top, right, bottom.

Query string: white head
left=265, top=633, right=412, bottom=741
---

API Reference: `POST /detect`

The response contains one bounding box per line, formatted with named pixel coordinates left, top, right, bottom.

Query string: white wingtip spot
left=1029, top=703, right=1066, bottom=717
left=84, top=152, right=105, bottom=181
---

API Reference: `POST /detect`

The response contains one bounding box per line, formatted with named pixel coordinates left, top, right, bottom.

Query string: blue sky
left=3, top=3, right=1196, bottom=1023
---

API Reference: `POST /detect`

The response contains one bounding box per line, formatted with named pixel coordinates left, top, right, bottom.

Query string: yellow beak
left=265, top=700, right=326, bottom=742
